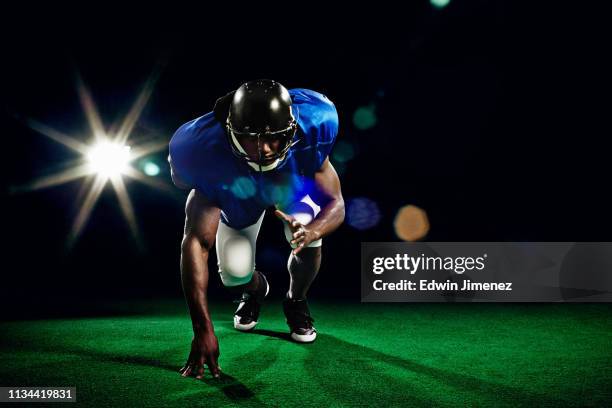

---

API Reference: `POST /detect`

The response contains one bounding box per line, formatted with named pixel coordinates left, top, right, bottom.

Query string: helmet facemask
left=226, top=112, right=299, bottom=172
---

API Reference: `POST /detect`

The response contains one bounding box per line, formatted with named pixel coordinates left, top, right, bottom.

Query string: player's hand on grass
left=180, top=331, right=221, bottom=379
left=275, top=209, right=320, bottom=255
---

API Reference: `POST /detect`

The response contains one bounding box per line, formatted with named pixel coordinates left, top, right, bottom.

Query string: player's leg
left=215, top=211, right=269, bottom=330
left=280, top=195, right=321, bottom=342
left=287, top=247, right=321, bottom=300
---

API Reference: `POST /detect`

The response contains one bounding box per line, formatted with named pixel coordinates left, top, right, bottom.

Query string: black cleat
left=282, top=297, right=317, bottom=343
left=233, top=272, right=269, bottom=331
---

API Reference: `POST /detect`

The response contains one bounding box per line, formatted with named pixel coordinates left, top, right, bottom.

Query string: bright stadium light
left=11, top=66, right=176, bottom=248
left=87, top=141, right=132, bottom=177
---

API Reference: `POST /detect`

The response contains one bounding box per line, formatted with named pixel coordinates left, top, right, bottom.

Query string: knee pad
left=216, top=212, right=264, bottom=287
left=218, top=235, right=255, bottom=287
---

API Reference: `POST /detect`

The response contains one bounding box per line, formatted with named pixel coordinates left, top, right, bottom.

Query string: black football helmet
left=225, top=79, right=298, bottom=171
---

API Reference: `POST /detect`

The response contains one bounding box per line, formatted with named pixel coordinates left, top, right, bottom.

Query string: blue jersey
left=168, top=88, right=339, bottom=229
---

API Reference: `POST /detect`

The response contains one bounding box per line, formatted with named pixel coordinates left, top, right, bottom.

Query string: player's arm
left=276, top=157, right=345, bottom=254
left=179, top=189, right=222, bottom=379
left=307, top=157, right=345, bottom=239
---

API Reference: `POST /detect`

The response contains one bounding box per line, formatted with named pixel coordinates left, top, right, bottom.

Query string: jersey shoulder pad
left=290, top=88, right=339, bottom=171
left=290, top=88, right=338, bottom=139
left=168, top=112, right=223, bottom=192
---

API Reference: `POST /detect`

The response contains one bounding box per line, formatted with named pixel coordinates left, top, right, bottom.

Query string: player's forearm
left=309, top=197, right=345, bottom=240
left=180, top=237, right=215, bottom=334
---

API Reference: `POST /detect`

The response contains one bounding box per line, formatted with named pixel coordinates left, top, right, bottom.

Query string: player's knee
left=218, top=236, right=255, bottom=287
left=220, top=272, right=253, bottom=287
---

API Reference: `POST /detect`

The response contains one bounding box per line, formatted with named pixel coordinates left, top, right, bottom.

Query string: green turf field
left=0, top=300, right=610, bottom=407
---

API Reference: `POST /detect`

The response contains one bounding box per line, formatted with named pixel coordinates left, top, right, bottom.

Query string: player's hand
left=275, top=209, right=320, bottom=255
left=179, top=330, right=221, bottom=379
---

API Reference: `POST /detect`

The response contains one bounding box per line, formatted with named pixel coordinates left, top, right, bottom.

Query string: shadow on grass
left=243, top=328, right=571, bottom=407
left=0, top=339, right=263, bottom=405
left=250, top=328, right=291, bottom=341
left=92, top=352, right=264, bottom=404
left=96, top=352, right=265, bottom=405
left=1, top=323, right=587, bottom=406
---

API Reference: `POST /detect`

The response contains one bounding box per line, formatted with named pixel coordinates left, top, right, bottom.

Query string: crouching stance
left=169, top=80, right=344, bottom=378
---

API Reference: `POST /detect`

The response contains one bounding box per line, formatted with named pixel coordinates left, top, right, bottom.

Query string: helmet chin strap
left=230, top=131, right=281, bottom=172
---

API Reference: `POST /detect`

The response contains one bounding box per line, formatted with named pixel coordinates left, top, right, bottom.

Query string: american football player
left=169, top=79, right=344, bottom=379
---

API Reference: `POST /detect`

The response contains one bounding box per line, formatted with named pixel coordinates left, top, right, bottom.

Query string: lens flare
left=11, top=65, right=172, bottom=248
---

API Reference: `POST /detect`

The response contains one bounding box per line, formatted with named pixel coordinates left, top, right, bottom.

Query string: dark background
left=1, top=1, right=609, bottom=313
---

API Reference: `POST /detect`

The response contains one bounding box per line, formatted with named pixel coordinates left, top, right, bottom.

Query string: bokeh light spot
left=353, top=105, right=377, bottom=130
left=346, top=197, right=382, bottom=230
left=431, top=0, right=451, bottom=8
left=332, top=141, right=356, bottom=163
left=394, top=205, right=430, bottom=241
left=270, top=185, right=293, bottom=205
left=143, top=161, right=160, bottom=176
left=230, top=177, right=256, bottom=199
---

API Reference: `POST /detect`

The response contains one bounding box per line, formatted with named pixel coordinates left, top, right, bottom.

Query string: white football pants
left=216, top=195, right=322, bottom=287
